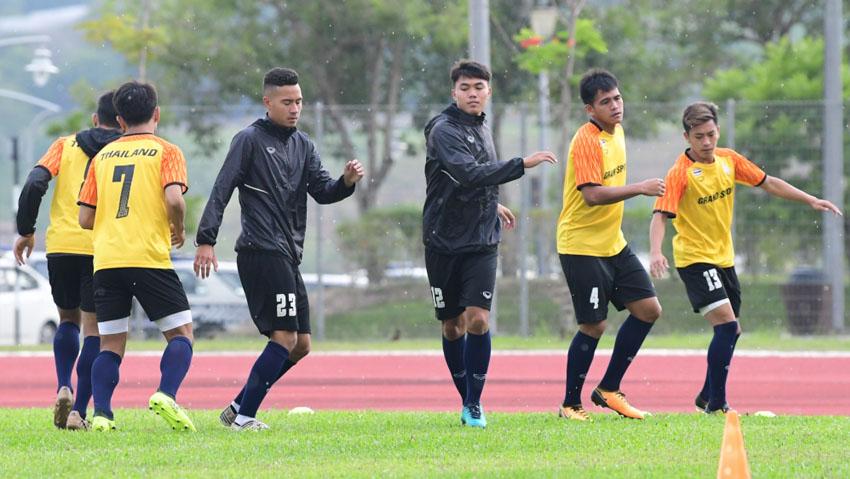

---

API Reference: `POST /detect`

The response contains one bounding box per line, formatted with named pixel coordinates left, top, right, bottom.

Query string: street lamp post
left=530, top=5, right=558, bottom=276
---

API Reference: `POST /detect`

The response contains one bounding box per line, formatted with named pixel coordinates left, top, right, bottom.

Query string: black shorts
left=425, top=248, right=498, bottom=321
left=559, top=245, right=656, bottom=324
left=677, top=263, right=741, bottom=317
left=93, top=267, right=191, bottom=334
left=237, top=251, right=310, bottom=335
left=47, top=254, right=95, bottom=313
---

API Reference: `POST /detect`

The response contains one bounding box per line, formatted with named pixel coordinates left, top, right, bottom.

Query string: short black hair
left=579, top=68, right=618, bottom=105
left=682, top=101, right=719, bottom=133
left=112, top=81, right=158, bottom=127
left=95, top=90, right=119, bottom=128
left=264, top=67, right=299, bottom=90
left=450, top=60, right=491, bottom=83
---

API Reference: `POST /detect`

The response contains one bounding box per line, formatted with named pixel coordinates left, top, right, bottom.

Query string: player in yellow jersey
left=78, top=81, right=196, bottom=432
left=13, top=91, right=121, bottom=430
left=556, top=69, right=665, bottom=421
left=649, top=101, right=841, bottom=414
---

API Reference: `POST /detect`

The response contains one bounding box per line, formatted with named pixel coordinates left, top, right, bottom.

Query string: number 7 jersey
left=78, top=133, right=188, bottom=272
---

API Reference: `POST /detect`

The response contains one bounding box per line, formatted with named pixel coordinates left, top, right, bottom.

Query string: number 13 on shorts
left=276, top=293, right=296, bottom=317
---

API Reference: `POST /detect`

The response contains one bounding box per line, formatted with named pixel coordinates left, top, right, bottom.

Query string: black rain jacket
left=422, top=104, right=524, bottom=254
left=196, top=118, right=354, bottom=263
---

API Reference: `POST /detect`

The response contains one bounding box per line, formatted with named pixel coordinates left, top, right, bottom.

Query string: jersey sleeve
left=77, top=157, right=98, bottom=207
left=731, top=150, right=767, bottom=186
left=161, top=143, right=188, bottom=193
left=36, top=138, right=66, bottom=176
left=571, top=128, right=603, bottom=189
left=653, top=162, right=688, bottom=217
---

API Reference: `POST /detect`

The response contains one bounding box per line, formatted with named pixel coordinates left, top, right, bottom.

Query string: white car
left=0, top=256, right=60, bottom=345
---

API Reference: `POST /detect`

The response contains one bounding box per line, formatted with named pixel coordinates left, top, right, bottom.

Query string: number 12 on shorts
left=430, top=287, right=445, bottom=308
left=276, top=293, right=296, bottom=317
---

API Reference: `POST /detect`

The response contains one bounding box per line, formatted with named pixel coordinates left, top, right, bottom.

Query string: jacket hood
left=75, top=127, right=122, bottom=159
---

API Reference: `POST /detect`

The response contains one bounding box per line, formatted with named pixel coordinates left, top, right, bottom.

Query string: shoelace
left=468, top=404, right=482, bottom=419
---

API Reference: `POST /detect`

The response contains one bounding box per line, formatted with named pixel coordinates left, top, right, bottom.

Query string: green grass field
left=2, top=409, right=847, bottom=478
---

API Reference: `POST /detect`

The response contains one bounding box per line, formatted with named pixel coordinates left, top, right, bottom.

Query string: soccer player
left=13, top=91, right=121, bottom=430
left=423, top=60, right=557, bottom=428
left=649, top=101, right=841, bottom=413
left=78, top=81, right=196, bottom=432
left=194, top=67, right=364, bottom=431
left=556, top=69, right=665, bottom=421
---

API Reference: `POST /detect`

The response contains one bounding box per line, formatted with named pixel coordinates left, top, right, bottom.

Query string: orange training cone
left=717, top=410, right=751, bottom=479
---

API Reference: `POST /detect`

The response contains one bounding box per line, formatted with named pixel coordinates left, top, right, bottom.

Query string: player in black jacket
left=194, top=68, right=364, bottom=431
left=424, top=60, right=556, bottom=428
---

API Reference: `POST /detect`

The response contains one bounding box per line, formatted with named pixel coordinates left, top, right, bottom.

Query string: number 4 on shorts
left=589, top=287, right=599, bottom=310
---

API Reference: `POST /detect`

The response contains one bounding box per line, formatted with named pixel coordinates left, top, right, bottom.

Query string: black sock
left=700, top=331, right=740, bottom=401
left=598, top=315, right=653, bottom=392
left=564, top=331, right=599, bottom=407
left=233, top=358, right=297, bottom=407
left=442, top=335, right=467, bottom=403
left=158, top=336, right=193, bottom=399
left=237, top=342, right=289, bottom=419
left=464, top=331, right=490, bottom=406
left=707, top=321, right=738, bottom=410
left=91, top=350, right=122, bottom=420
left=54, top=322, right=80, bottom=391
left=72, top=336, right=100, bottom=418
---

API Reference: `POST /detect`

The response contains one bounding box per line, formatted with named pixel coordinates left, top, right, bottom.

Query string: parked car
left=0, top=256, right=60, bottom=345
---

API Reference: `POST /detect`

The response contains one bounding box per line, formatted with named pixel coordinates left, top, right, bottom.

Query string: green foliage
left=335, top=204, right=422, bottom=282
left=78, top=1, right=169, bottom=69
left=513, top=19, right=607, bottom=75
left=3, top=409, right=850, bottom=478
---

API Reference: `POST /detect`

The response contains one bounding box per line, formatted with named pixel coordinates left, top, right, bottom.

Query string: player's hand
left=810, top=198, right=843, bottom=216
left=639, top=178, right=665, bottom=197
left=13, top=234, right=34, bottom=266
left=522, top=151, right=558, bottom=169
left=194, top=244, right=218, bottom=279
left=497, top=203, right=516, bottom=231
left=649, top=251, right=669, bottom=279
left=170, top=224, right=186, bottom=249
left=343, top=159, right=365, bottom=187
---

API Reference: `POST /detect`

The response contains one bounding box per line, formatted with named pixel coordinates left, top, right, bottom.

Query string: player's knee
left=465, top=309, right=490, bottom=334
left=579, top=322, right=606, bottom=338
left=290, top=343, right=310, bottom=362
left=442, top=317, right=466, bottom=340
left=643, top=304, right=662, bottom=323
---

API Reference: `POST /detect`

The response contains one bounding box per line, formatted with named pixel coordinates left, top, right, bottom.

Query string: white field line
left=3, top=349, right=850, bottom=358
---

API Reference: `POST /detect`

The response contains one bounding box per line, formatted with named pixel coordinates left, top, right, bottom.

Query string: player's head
left=682, top=101, right=720, bottom=162
left=263, top=67, right=302, bottom=128
left=580, top=68, right=622, bottom=129
left=113, top=81, right=159, bottom=129
left=450, top=59, right=491, bottom=116
left=93, top=90, right=120, bottom=129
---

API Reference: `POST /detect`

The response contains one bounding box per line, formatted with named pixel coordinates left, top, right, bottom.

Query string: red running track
left=2, top=350, right=849, bottom=415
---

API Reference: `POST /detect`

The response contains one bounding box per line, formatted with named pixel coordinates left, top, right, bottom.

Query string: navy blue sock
left=91, top=350, right=122, bottom=420
left=53, top=322, right=80, bottom=391
left=237, top=342, right=290, bottom=418
left=442, top=335, right=467, bottom=403
left=464, top=331, right=491, bottom=406
left=699, top=332, right=740, bottom=401
left=233, top=358, right=297, bottom=407
left=564, top=331, right=599, bottom=406
left=599, top=315, right=654, bottom=392
left=158, top=336, right=193, bottom=399
left=707, top=321, right=738, bottom=410
left=72, top=336, right=100, bottom=418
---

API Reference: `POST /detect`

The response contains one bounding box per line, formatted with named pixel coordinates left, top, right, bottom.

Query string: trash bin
left=781, top=267, right=832, bottom=335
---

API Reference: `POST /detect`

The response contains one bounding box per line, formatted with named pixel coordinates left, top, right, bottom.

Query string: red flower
left=520, top=36, right=543, bottom=49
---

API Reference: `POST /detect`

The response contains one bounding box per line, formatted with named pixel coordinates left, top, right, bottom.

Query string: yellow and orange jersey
left=78, top=133, right=188, bottom=272
left=38, top=136, right=95, bottom=255
left=653, top=148, right=766, bottom=268
left=556, top=121, right=628, bottom=257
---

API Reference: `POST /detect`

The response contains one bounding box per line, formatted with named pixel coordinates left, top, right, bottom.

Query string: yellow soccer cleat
left=591, top=388, right=646, bottom=419
left=149, top=391, right=197, bottom=432
left=558, top=404, right=591, bottom=422
left=91, top=415, right=116, bottom=432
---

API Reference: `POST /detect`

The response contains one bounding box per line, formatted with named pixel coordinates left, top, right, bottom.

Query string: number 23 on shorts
left=276, top=293, right=296, bottom=317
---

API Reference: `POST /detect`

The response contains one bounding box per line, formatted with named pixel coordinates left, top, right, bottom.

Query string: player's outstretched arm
left=522, top=151, right=558, bottom=169
left=581, top=177, right=665, bottom=206
left=760, top=176, right=843, bottom=216
left=649, top=212, right=669, bottom=279
left=497, top=203, right=516, bottom=231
